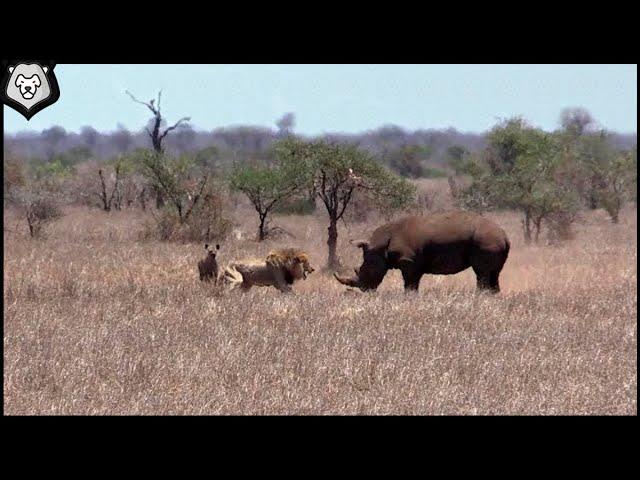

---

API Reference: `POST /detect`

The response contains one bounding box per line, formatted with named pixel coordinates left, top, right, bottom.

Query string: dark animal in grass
left=198, top=244, right=220, bottom=282
left=334, top=211, right=510, bottom=293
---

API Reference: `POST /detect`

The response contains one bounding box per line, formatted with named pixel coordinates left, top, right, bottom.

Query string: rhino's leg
left=475, top=270, right=500, bottom=293
left=489, top=271, right=500, bottom=293
left=471, top=251, right=503, bottom=294
left=400, top=264, right=423, bottom=292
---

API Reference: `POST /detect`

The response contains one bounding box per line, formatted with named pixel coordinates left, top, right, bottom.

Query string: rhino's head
left=334, top=239, right=389, bottom=291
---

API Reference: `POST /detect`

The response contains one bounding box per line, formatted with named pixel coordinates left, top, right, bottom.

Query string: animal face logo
left=1, top=61, right=60, bottom=120
left=15, top=72, right=43, bottom=99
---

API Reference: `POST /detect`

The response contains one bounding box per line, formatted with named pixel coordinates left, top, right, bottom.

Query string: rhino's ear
left=350, top=239, right=369, bottom=252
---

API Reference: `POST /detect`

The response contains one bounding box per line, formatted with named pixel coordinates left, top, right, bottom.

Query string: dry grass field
left=3, top=181, right=637, bottom=415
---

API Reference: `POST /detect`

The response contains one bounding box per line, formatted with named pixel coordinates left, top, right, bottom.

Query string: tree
left=112, top=124, right=133, bottom=154
left=126, top=90, right=191, bottom=208
left=171, top=123, right=197, bottom=154
left=574, top=130, right=618, bottom=211
left=229, top=162, right=304, bottom=240
left=95, top=156, right=132, bottom=212
left=194, top=146, right=221, bottom=170
left=446, top=145, right=469, bottom=175
left=594, top=151, right=635, bottom=223
left=41, top=126, right=67, bottom=161
left=462, top=118, right=580, bottom=244
left=134, top=150, right=209, bottom=224
left=126, top=90, right=190, bottom=154
left=275, top=138, right=415, bottom=269
left=560, top=107, right=595, bottom=137
left=276, top=113, right=295, bottom=138
left=386, top=145, right=431, bottom=178
left=80, top=126, right=99, bottom=151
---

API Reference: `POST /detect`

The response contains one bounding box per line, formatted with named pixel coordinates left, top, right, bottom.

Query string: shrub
left=140, top=184, right=232, bottom=243
left=20, top=193, right=63, bottom=239
left=546, top=210, right=580, bottom=245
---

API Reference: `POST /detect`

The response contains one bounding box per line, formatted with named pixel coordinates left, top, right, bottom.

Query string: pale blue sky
left=3, top=64, right=637, bottom=135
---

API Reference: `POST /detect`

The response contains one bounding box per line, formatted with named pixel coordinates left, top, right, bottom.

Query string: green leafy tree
left=593, top=151, right=636, bottom=223
left=229, top=162, right=304, bottom=241
left=275, top=138, right=415, bottom=269
left=446, top=145, right=470, bottom=175
left=386, top=145, right=431, bottom=178
left=573, top=130, right=615, bottom=210
left=463, top=118, right=580, bottom=244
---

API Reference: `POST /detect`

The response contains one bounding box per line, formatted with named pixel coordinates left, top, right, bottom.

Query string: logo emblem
left=1, top=61, right=60, bottom=120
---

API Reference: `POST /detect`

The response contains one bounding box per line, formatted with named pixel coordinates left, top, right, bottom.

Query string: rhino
left=334, top=211, right=510, bottom=293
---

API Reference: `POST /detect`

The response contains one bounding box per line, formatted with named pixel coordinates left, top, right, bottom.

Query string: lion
left=221, top=248, right=315, bottom=293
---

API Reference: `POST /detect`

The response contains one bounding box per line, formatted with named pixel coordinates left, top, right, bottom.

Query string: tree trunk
left=327, top=215, right=340, bottom=270
left=98, top=169, right=111, bottom=212
left=258, top=214, right=267, bottom=241
left=522, top=209, right=532, bottom=245
left=139, top=187, right=147, bottom=211
left=155, top=187, right=164, bottom=209
left=533, top=217, right=543, bottom=244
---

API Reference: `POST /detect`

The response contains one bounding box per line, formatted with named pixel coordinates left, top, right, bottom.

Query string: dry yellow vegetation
left=3, top=192, right=637, bottom=415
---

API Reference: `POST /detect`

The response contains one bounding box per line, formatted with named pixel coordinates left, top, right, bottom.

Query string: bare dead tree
left=126, top=90, right=190, bottom=154
left=126, top=90, right=190, bottom=208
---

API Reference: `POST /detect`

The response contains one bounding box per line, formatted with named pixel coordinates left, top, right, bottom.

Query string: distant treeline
left=7, top=122, right=634, bottom=178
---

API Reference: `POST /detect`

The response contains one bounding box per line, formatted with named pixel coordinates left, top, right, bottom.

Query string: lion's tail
left=220, top=263, right=244, bottom=288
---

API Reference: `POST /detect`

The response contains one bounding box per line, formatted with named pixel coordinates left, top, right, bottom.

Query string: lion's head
left=266, top=248, right=315, bottom=281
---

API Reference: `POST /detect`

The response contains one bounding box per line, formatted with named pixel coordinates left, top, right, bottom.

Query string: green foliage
left=52, top=146, right=93, bottom=168
left=273, top=197, right=317, bottom=215
left=484, top=117, right=540, bottom=175
left=386, top=145, right=433, bottom=178
left=275, top=138, right=416, bottom=214
left=228, top=158, right=305, bottom=240
left=31, top=158, right=76, bottom=181
left=593, top=151, right=636, bottom=223
left=273, top=137, right=415, bottom=267
left=141, top=182, right=232, bottom=242
left=446, top=145, right=469, bottom=175
left=463, top=117, right=582, bottom=243
left=194, top=146, right=221, bottom=170
left=131, top=149, right=221, bottom=231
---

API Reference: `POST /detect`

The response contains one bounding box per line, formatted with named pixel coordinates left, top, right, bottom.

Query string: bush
left=140, top=185, right=232, bottom=243
left=23, top=195, right=63, bottom=239
left=546, top=210, right=580, bottom=245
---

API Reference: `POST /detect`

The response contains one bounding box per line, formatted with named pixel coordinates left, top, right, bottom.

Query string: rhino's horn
left=334, top=273, right=357, bottom=287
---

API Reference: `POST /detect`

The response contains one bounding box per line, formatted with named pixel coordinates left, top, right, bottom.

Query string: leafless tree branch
left=159, top=117, right=191, bottom=142
left=125, top=90, right=158, bottom=115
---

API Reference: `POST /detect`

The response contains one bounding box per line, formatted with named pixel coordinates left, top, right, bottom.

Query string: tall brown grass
left=3, top=183, right=637, bottom=415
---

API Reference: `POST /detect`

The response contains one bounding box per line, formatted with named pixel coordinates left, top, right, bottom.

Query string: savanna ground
left=3, top=179, right=637, bottom=415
